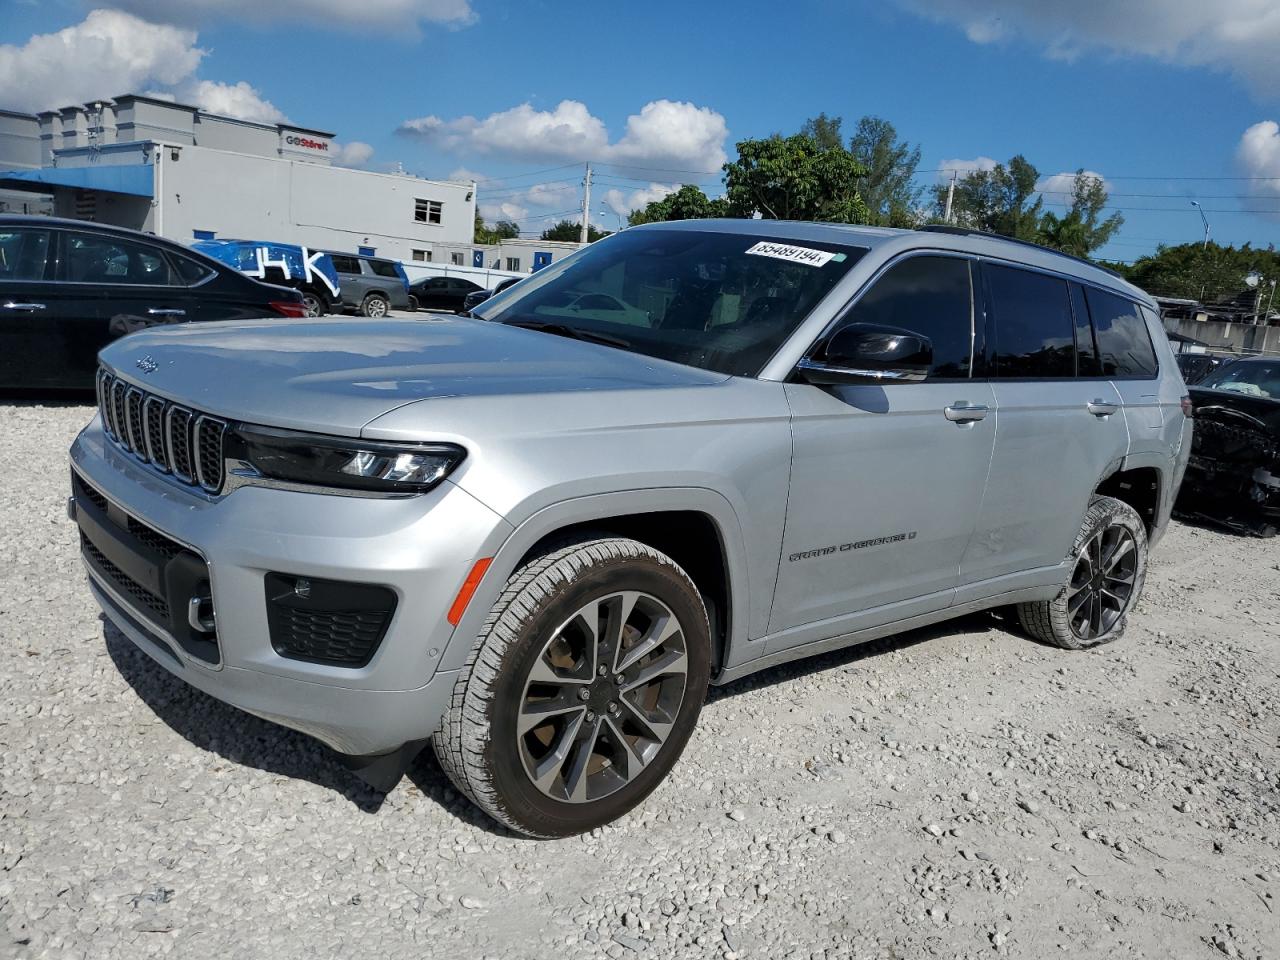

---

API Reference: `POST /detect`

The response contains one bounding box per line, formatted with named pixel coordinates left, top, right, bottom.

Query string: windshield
left=475, top=228, right=867, bottom=377
left=1199, top=360, right=1280, bottom=399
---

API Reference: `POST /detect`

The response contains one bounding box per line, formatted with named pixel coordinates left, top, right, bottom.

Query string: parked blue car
left=193, top=240, right=341, bottom=317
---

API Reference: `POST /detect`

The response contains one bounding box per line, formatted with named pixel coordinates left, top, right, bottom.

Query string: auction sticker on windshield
left=745, top=241, right=838, bottom=267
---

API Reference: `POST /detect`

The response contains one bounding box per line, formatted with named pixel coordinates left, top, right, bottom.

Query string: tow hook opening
left=188, top=585, right=215, bottom=634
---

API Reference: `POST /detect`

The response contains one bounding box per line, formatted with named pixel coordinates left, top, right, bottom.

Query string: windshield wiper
left=502, top=319, right=631, bottom=350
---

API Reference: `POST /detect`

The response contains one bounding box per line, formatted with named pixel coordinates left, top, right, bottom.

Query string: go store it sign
left=284, top=134, right=329, bottom=152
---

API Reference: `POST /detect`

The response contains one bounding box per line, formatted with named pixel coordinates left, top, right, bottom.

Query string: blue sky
left=3, top=0, right=1280, bottom=260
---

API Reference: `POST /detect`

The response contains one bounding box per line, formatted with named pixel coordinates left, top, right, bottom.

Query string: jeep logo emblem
left=136, top=355, right=158, bottom=374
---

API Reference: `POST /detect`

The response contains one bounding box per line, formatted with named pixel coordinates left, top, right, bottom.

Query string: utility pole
left=1191, top=200, right=1210, bottom=249
left=943, top=170, right=957, bottom=224
left=579, top=163, right=593, bottom=244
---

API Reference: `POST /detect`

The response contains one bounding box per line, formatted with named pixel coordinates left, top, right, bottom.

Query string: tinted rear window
left=330, top=255, right=360, bottom=274
left=987, top=264, right=1075, bottom=378
left=0, top=228, right=51, bottom=281
left=1087, top=288, right=1158, bottom=378
left=368, top=259, right=400, bottom=279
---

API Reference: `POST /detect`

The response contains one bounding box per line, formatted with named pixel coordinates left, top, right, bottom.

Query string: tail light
left=1180, top=395, right=1194, bottom=418
left=269, top=300, right=308, bottom=318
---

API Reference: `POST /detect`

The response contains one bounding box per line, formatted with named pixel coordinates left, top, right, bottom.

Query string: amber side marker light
left=448, top=557, right=493, bottom=626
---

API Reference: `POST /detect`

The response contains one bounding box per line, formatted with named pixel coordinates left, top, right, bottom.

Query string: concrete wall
left=158, top=144, right=474, bottom=261
left=0, top=111, right=41, bottom=169
left=194, top=114, right=279, bottom=157
left=1164, top=316, right=1280, bottom=356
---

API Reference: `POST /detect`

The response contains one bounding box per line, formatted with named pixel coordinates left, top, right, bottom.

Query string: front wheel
left=361, top=293, right=389, bottom=318
left=433, top=538, right=710, bottom=838
left=300, top=289, right=326, bottom=317
left=1018, top=496, right=1148, bottom=649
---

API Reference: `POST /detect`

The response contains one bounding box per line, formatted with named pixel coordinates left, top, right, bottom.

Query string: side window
left=1086, top=288, right=1159, bottom=378
left=837, top=255, right=973, bottom=378
left=65, top=233, right=171, bottom=285
left=986, top=264, right=1075, bottom=378
left=169, top=252, right=216, bottom=286
left=0, top=228, right=52, bottom=281
left=368, top=259, right=400, bottom=279
left=329, top=255, right=359, bottom=274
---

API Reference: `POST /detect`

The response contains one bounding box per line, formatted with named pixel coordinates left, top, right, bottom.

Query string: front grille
left=272, top=607, right=393, bottom=666
left=81, top=533, right=171, bottom=621
left=96, top=367, right=226, bottom=493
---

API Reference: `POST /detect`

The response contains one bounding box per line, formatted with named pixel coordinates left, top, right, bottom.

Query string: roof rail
left=919, top=225, right=1124, bottom=280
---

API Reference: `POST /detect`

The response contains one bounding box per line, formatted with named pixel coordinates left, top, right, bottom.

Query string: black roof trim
left=919, top=224, right=1124, bottom=280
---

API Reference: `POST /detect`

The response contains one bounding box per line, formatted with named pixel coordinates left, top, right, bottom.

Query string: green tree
left=627, top=184, right=729, bottom=225
left=935, top=155, right=1043, bottom=241
left=799, top=112, right=845, bottom=152
left=723, top=133, right=870, bottom=223
left=474, top=214, right=519, bottom=244
left=1037, top=170, right=1124, bottom=258
left=1123, top=242, right=1280, bottom=304
left=541, top=219, right=607, bottom=242
left=849, top=116, right=924, bottom=227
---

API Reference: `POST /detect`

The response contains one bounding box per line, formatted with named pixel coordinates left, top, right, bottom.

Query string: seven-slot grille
left=96, top=367, right=227, bottom=493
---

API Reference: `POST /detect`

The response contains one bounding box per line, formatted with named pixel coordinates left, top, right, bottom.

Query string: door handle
left=944, top=402, right=988, bottom=423
left=1087, top=399, right=1119, bottom=417
left=146, top=308, right=187, bottom=317
left=3, top=302, right=46, bottom=311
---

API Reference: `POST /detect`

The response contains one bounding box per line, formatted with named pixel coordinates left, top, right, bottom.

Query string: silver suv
left=71, top=220, right=1191, bottom=837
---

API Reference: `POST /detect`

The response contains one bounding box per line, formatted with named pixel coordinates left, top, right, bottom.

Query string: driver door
left=767, top=253, right=997, bottom=648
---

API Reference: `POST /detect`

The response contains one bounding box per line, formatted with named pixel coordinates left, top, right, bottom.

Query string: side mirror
left=798, top=323, right=933, bottom=385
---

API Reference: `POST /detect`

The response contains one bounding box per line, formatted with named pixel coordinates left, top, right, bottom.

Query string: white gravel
left=2, top=400, right=1279, bottom=959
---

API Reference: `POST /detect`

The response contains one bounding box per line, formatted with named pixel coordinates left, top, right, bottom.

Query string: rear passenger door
left=1087, top=288, right=1167, bottom=462
left=959, top=263, right=1129, bottom=588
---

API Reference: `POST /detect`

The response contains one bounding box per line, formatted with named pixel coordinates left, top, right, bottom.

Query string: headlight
left=230, top=425, right=465, bottom=493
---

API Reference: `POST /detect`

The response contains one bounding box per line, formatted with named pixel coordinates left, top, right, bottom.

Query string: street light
left=599, top=206, right=623, bottom=232
left=1190, top=200, right=1210, bottom=249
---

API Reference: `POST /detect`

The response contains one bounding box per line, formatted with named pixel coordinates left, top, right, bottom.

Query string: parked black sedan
left=1176, top=356, right=1280, bottom=537
left=0, top=216, right=306, bottom=389
left=462, top=275, right=522, bottom=313
left=408, top=275, right=483, bottom=312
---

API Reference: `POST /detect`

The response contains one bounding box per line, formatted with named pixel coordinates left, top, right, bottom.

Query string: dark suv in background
left=0, top=216, right=306, bottom=389
left=326, top=252, right=412, bottom=317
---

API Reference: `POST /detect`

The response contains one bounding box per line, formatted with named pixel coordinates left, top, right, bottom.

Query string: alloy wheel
left=1066, top=523, right=1138, bottom=642
left=516, top=590, right=689, bottom=804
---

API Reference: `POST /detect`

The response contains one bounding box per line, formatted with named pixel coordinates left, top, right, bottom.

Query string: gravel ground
left=3, top=400, right=1279, bottom=960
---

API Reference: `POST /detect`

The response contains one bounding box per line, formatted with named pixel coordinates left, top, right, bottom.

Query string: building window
left=414, top=199, right=443, bottom=224
left=506, top=257, right=521, bottom=272
left=412, top=249, right=428, bottom=262
left=192, top=229, right=216, bottom=241
left=358, top=246, right=376, bottom=257
left=450, top=252, right=465, bottom=266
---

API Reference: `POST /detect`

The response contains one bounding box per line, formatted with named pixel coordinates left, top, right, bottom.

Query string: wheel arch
left=438, top=488, right=750, bottom=679
left=1095, top=460, right=1163, bottom=537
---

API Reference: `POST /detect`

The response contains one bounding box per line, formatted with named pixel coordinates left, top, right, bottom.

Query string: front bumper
left=71, top=417, right=511, bottom=755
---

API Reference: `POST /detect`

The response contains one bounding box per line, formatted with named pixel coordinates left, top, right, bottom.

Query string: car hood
left=97, top=316, right=728, bottom=435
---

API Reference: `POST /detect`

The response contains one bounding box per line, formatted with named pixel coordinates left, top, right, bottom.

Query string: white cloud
left=0, top=9, right=204, bottom=113
left=400, top=98, right=728, bottom=172
left=333, top=141, right=375, bottom=168
left=479, top=201, right=529, bottom=223
left=936, top=156, right=997, bottom=181
left=602, top=183, right=676, bottom=216
left=1036, top=169, right=1112, bottom=196
left=895, top=0, right=1280, bottom=98
left=183, top=79, right=286, bottom=123
left=1237, top=121, right=1280, bottom=220
left=108, top=0, right=476, bottom=31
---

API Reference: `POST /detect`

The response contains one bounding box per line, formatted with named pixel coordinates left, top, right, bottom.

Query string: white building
left=0, top=95, right=476, bottom=262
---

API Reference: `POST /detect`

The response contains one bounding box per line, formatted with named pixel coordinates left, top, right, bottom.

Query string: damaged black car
left=1176, top=357, right=1280, bottom=537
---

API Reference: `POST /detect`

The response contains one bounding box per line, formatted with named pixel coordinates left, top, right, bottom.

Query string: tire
left=300, top=290, right=325, bottom=317
left=407, top=295, right=419, bottom=313
left=361, top=293, right=389, bottom=318
left=433, top=538, right=711, bottom=838
left=1017, top=496, right=1148, bottom=650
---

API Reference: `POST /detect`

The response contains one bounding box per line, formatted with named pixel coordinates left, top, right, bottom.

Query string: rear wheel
left=407, top=295, right=419, bottom=313
left=433, top=538, right=710, bottom=838
left=300, top=289, right=325, bottom=317
left=361, top=293, right=389, bottom=318
left=1017, top=496, right=1147, bottom=649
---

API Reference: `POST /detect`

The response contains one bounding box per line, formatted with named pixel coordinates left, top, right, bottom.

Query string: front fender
left=439, top=487, right=755, bottom=674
